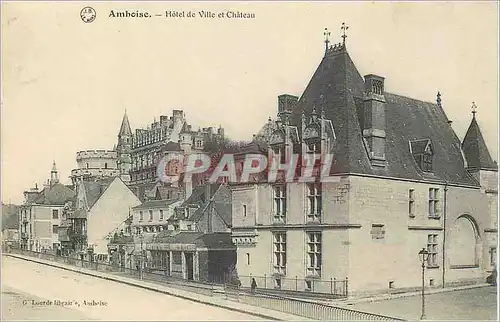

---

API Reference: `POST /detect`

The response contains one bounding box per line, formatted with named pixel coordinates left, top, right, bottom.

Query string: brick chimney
left=363, top=74, right=387, bottom=167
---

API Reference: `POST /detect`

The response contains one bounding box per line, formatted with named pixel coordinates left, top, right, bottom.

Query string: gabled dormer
left=301, top=105, right=336, bottom=157
left=410, top=139, right=434, bottom=172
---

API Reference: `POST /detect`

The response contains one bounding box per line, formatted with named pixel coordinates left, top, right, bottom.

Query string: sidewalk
left=303, top=283, right=491, bottom=307
left=3, top=253, right=308, bottom=321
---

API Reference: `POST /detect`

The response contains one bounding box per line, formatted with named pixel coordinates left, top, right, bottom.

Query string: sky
left=1, top=1, right=498, bottom=204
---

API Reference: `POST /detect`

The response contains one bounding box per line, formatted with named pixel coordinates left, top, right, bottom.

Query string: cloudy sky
left=2, top=1, right=498, bottom=204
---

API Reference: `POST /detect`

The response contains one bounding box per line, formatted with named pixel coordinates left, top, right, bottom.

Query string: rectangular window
left=243, top=205, right=247, bottom=217
left=272, top=145, right=286, bottom=164
left=172, top=252, right=182, bottom=265
left=273, top=185, right=287, bottom=222
left=139, top=211, right=143, bottom=221
left=159, top=210, right=164, bottom=220
left=187, top=225, right=192, bottom=231
left=149, top=210, right=153, bottom=221
left=306, top=232, right=322, bottom=277
left=52, top=225, right=59, bottom=234
left=52, top=209, right=59, bottom=219
left=423, top=153, right=433, bottom=172
left=427, top=234, right=438, bottom=267
left=307, top=141, right=321, bottom=154
left=409, top=189, right=415, bottom=217
left=371, top=224, right=386, bottom=240
left=428, top=188, right=440, bottom=218
left=307, top=183, right=322, bottom=222
left=273, top=232, right=286, bottom=275
left=246, top=253, right=250, bottom=265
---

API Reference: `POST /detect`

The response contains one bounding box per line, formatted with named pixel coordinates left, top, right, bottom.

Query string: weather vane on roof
left=471, top=102, right=477, bottom=116
left=324, top=28, right=331, bottom=52
left=341, top=22, right=349, bottom=46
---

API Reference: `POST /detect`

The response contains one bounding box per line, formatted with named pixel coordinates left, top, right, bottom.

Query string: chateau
left=70, top=109, right=224, bottom=200
left=230, top=33, right=498, bottom=294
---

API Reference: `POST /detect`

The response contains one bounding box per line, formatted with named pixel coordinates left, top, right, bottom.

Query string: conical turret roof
left=119, top=111, right=132, bottom=137
left=462, top=113, right=497, bottom=171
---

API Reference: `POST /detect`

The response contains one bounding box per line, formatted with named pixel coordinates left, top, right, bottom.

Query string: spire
left=119, top=111, right=132, bottom=137
left=50, top=160, right=59, bottom=185
left=462, top=102, right=497, bottom=171
left=341, top=22, right=349, bottom=46
left=324, top=28, right=331, bottom=53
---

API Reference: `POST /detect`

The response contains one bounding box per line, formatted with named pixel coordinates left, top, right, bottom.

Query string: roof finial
left=324, top=28, right=331, bottom=53
left=436, top=91, right=442, bottom=108
left=311, top=104, right=318, bottom=118
left=341, top=22, right=349, bottom=46
left=471, top=102, right=477, bottom=117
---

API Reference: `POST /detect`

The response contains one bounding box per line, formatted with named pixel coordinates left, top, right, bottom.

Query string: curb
left=3, top=253, right=298, bottom=321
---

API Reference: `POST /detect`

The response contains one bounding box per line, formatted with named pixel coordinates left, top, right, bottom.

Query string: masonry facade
left=231, top=37, right=498, bottom=294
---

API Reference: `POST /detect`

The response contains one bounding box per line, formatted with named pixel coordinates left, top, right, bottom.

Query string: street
left=1, top=256, right=264, bottom=321
left=347, top=286, right=497, bottom=321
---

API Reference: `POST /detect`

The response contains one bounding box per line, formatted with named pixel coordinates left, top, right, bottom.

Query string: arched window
left=449, top=215, right=481, bottom=268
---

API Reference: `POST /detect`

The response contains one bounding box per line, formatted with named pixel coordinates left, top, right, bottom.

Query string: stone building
left=70, top=150, right=120, bottom=187
left=58, top=176, right=141, bottom=257
left=19, top=162, right=75, bottom=252
left=230, top=33, right=498, bottom=295
left=128, top=110, right=224, bottom=188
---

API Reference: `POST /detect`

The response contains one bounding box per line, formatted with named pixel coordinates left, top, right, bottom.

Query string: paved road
left=347, top=286, right=497, bottom=321
left=1, top=256, right=264, bottom=321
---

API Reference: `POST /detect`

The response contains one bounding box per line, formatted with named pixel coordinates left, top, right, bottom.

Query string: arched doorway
left=448, top=215, right=481, bottom=267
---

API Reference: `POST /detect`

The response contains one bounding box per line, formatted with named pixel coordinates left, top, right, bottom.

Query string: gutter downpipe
left=442, top=181, right=448, bottom=288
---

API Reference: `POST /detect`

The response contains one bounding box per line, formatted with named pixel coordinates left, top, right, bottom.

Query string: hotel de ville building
left=230, top=29, right=498, bottom=295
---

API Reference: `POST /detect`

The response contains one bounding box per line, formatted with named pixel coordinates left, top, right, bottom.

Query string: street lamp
left=418, top=247, right=429, bottom=320
left=139, top=233, right=144, bottom=280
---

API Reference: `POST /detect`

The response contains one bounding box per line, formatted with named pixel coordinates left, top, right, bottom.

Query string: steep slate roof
left=133, top=198, right=180, bottom=210
left=289, top=44, right=479, bottom=186
left=34, top=183, right=76, bottom=205
left=81, top=178, right=115, bottom=209
left=119, top=112, right=133, bottom=137
left=182, top=183, right=221, bottom=207
left=462, top=115, right=498, bottom=171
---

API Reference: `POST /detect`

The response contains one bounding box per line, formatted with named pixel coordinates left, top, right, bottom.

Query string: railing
left=239, top=274, right=348, bottom=298
left=6, top=248, right=215, bottom=298
left=224, top=285, right=404, bottom=321
left=5, top=248, right=404, bottom=321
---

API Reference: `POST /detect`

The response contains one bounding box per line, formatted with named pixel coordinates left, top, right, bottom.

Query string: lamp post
left=418, top=247, right=429, bottom=320
left=139, top=233, right=144, bottom=280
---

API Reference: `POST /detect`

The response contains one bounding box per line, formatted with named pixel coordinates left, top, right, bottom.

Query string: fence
left=6, top=248, right=216, bottom=297
left=224, top=285, right=404, bottom=321
left=5, top=248, right=404, bottom=321
left=239, top=274, right=348, bottom=298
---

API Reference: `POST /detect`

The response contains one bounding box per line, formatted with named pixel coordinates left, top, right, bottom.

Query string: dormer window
left=410, top=139, right=434, bottom=172
left=306, top=141, right=321, bottom=154
left=272, top=145, right=286, bottom=164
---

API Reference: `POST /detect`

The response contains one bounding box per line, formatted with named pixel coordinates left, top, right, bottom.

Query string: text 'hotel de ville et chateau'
left=15, top=24, right=497, bottom=296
